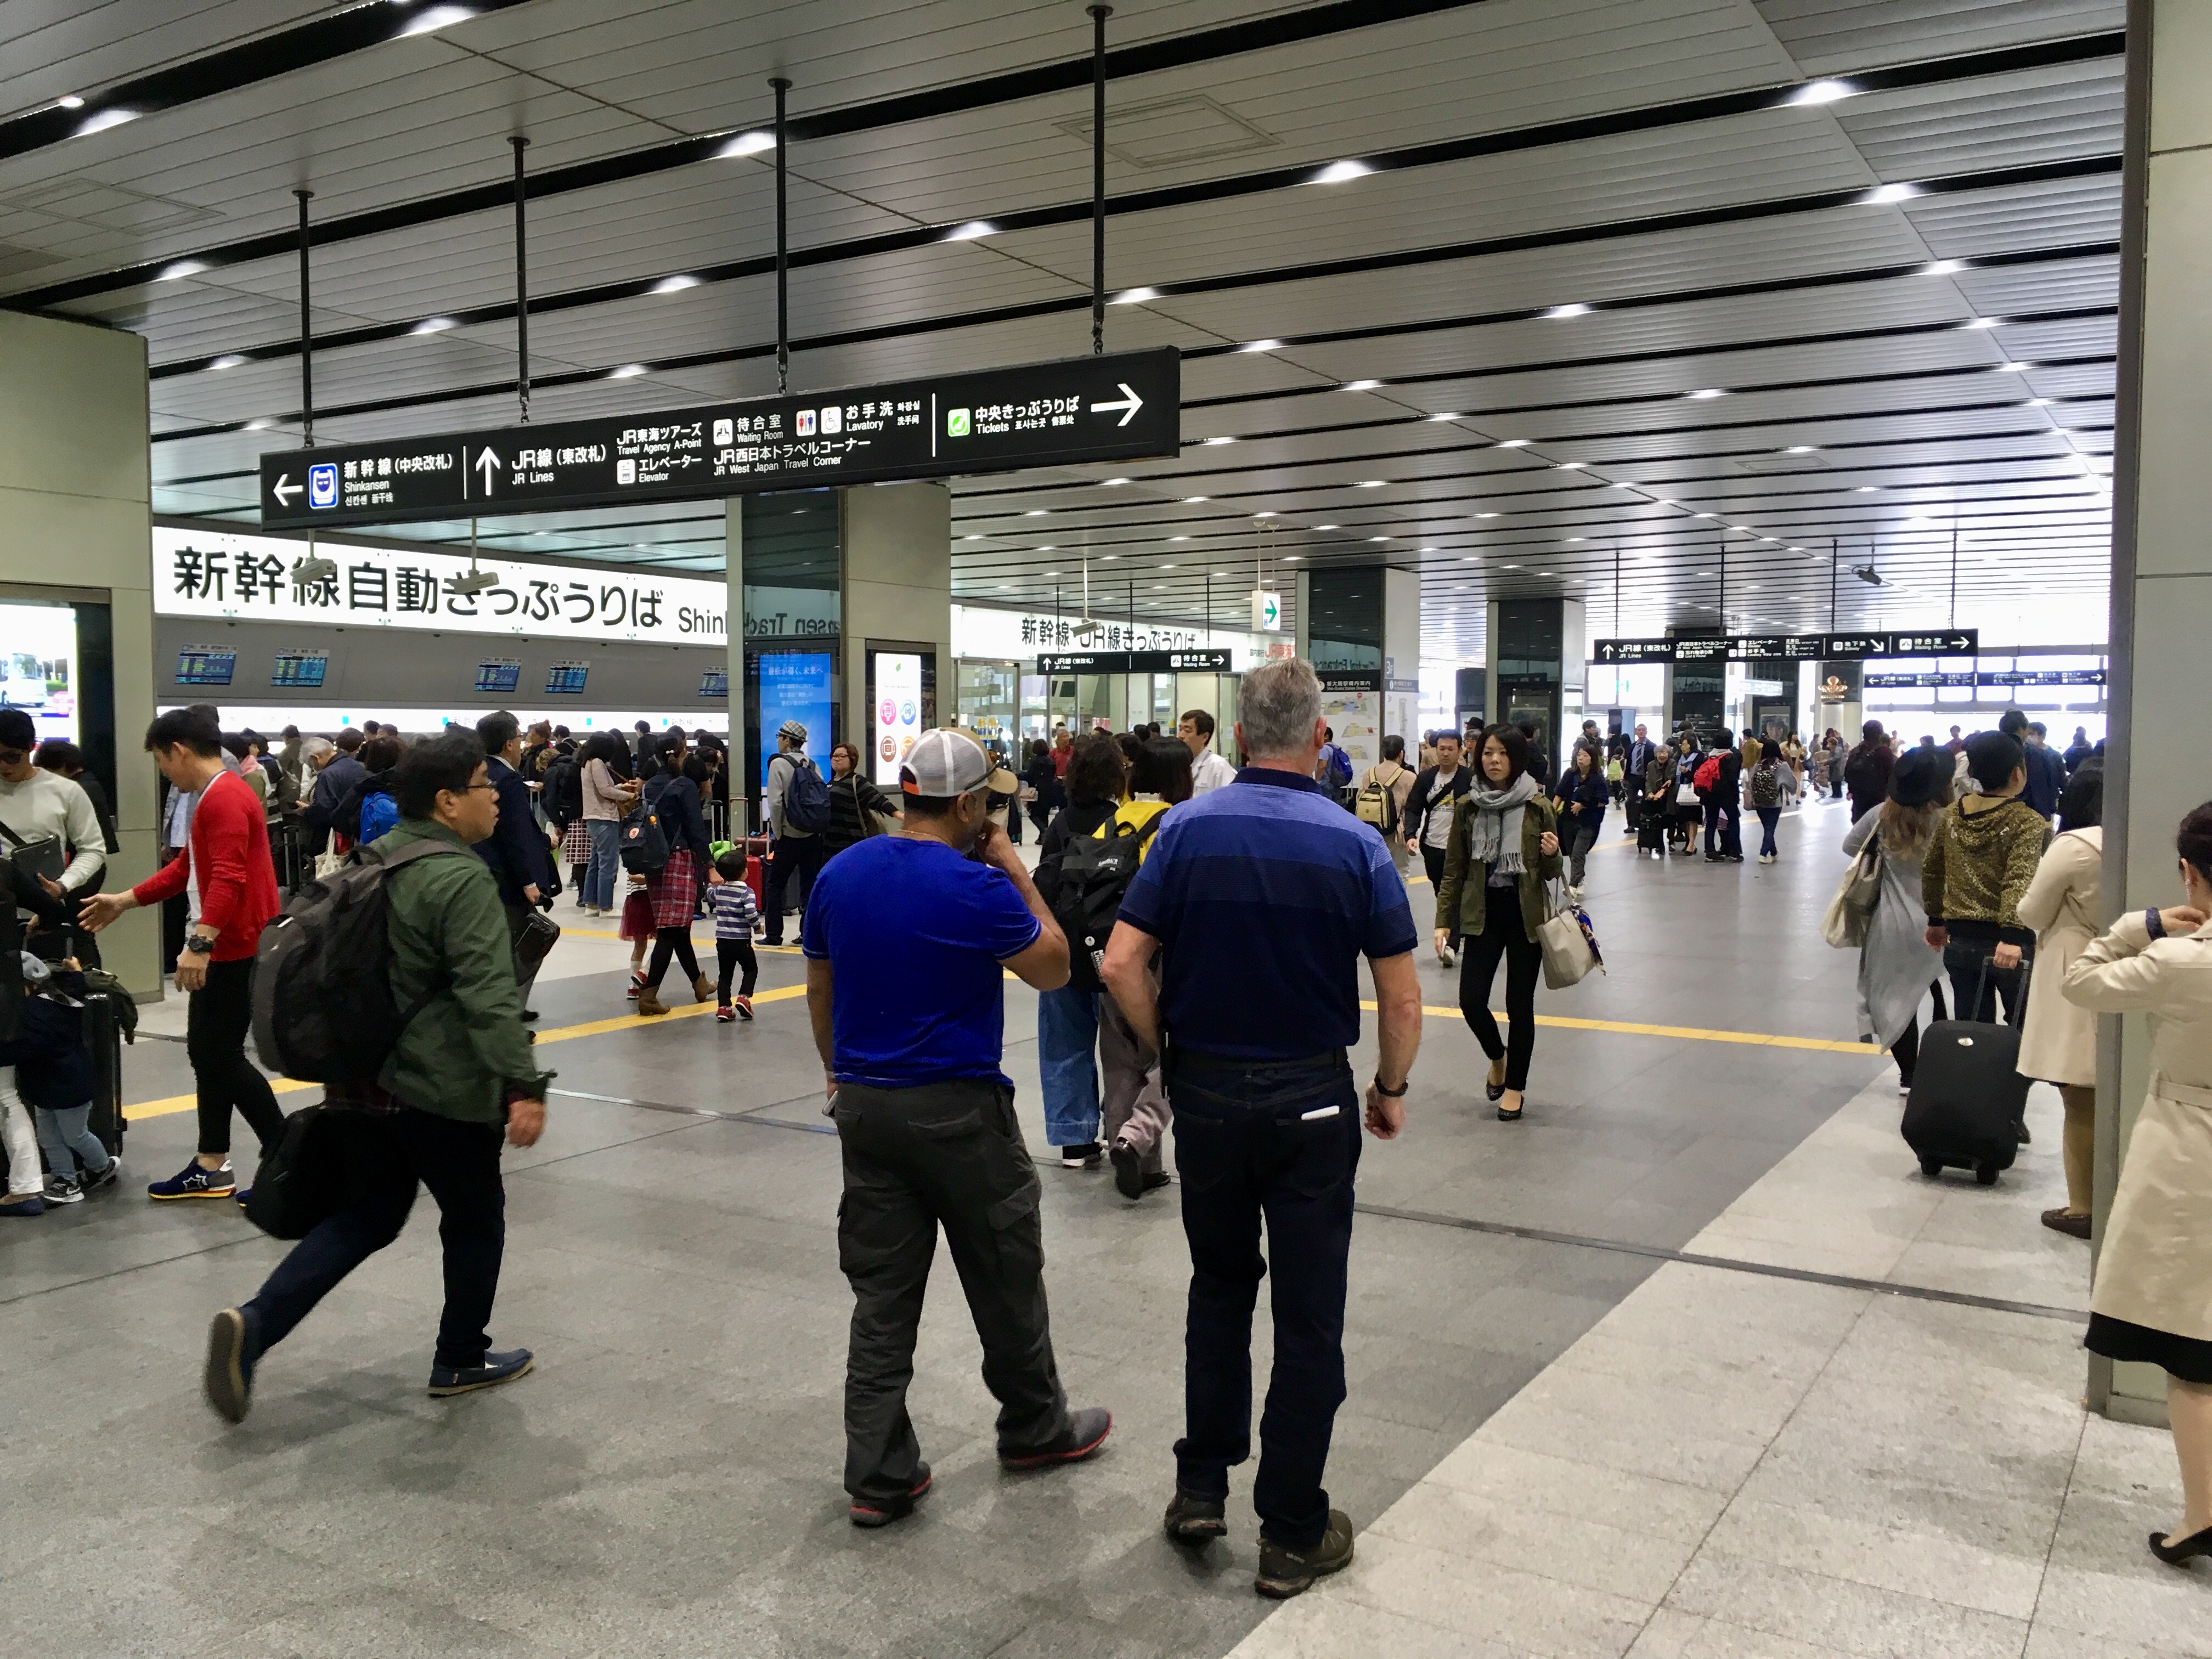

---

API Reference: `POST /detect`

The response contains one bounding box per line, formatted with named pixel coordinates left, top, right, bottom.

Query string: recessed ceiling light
left=244, top=418, right=275, bottom=431
left=1283, top=555, right=1302, bottom=561
left=1785, top=445, right=1816, bottom=454
left=718, top=130, right=777, bottom=157
left=963, top=533, right=984, bottom=540
left=1960, top=316, right=2000, bottom=330
left=1497, top=439, right=1532, bottom=449
left=155, top=259, right=207, bottom=281
left=1504, top=564, right=1521, bottom=569
left=410, top=315, right=458, bottom=334
left=56, top=94, right=84, bottom=110
left=1341, top=379, right=1382, bottom=391
left=1567, top=537, right=1585, bottom=542
left=1152, top=584, right=1167, bottom=590
left=1685, top=388, right=1727, bottom=400
left=1555, top=462, right=1585, bottom=471
left=1100, top=477, right=1131, bottom=486
left=1254, top=511, right=1278, bottom=518
left=1856, top=486, right=1880, bottom=492
left=397, top=4, right=477, bottom=37
left=209, top=354, right=246, bottom=370
left=1111, top=286, right=1160, bottom=305
left=1785, top=78, right=1859, bottom=105
left=1311, top=159, right=1374, bottom=184
left=1653, top=499, right=1676, bottom=507
left=1036, top=545, right=1057, bottom=551
left=1044, top=570, right=1060, bottom=577
left=1994, top=361, right=2034, bottom=373
left=1354, top=479, right=1385, bottom=488
left=1159, top=565, right=1178, bottom=570
left=1169, top=535, right=1188, bottom=541
left=1369, top=535, right=1391, bottom=542
left=1101, top=554, right=1119, bottom=561
left=944, top=220, right=997, bottom=241
left=74, top=108, right=139, bottom=137
left=1025, top=509, right=1049, bottom=516
left=651, top=274, right=702, bottom=294
left=1922, top=258, right=1968, bottom=276
left=1237, top=338, right=1282, bottom=353
left=1863, top=182, right=1922, bottom=205
left=1202, top=436, right=1235, bottom=446
left=1476, top=512, right=1500, bottom=519
left=1427, top=412, right=1459, bottom=422
left=1695, top=512, right=1718, bottom=518
left=2025, top=397, right=2055, bottom=407
left=1544, top=302, right=1591, bottom=319
left=1462, top=555, right=1479, bottom=562
left=1314, top=524, right=1338, bottom=530
left=608, top=363, right=648, bottom=378
left=1183, top=496, right=1209, bottom=503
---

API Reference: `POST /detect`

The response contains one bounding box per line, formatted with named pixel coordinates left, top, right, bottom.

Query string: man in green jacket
left=204, top=732, right=554, bottom=1424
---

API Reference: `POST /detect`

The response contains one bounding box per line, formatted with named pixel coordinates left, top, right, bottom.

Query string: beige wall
left=0, top=311, right=159, bottom=997
left=2092, top=0, right=2212, bottom=1423
left=839, top=481, right=950, bottom=746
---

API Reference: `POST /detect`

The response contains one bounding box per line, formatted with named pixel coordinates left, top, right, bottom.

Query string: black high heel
left=2149, top=1525, right=2212, bottom=1566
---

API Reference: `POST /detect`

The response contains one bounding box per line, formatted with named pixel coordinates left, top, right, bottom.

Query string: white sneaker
left=42, top=1175, right=84, bottom=1205
left=1566, top=885, right=1584, bottom=903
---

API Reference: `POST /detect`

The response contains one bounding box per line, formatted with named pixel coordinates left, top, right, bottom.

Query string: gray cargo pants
left=833, top=1076, right=1071, bottom=1502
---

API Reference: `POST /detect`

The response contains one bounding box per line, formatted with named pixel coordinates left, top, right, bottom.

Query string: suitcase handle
left=1968, top=950, right=2033, bottom=1026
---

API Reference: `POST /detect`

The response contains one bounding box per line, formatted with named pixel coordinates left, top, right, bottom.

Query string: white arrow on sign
left=270, top=473, right=301, bottom=506
left=475, top=448, right=501, bottom=494
left=1090, top=383, right=1144, bottom=426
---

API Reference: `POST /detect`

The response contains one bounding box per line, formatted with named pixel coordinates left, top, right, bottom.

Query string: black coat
left=476, top=755, right=554, bottom=905
left=0, top=861, right=69, bottom=1047
left=1035, top=798, right=1119, bottom=907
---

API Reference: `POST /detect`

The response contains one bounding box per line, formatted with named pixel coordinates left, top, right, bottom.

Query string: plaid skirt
left=644, top=848, right=698, bottom=930
left=560, top=819, right=592, bottom=865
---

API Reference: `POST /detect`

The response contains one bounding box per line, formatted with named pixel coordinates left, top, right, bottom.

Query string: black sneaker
left=1059, top=1143, right=1101, bottom=1170
left=1255, top=1509, right=1355, bottom=1599
left=205, top=1306, right=257, bottom=1424
left=427, top=1348, right=534, bottom=1397
left=80, top=1156, right=121, bottom=1195
left=1164, top=1488, right=1227, bottom=1544
left=1000, top=1406, right=1111, bottom=1470
left=850, top=1466, right=933, bottom=1528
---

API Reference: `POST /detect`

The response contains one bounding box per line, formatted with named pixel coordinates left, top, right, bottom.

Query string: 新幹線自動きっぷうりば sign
left=153, top=526, right=727, bottom=646
left=257, top=348, right=1182, bottom=530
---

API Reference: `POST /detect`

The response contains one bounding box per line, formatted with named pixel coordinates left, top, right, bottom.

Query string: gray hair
left=1237, top=658, right=1323, bottom=759
left=301, top=736, right=335, bottom=760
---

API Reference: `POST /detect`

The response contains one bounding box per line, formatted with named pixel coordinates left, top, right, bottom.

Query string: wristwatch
left=184, top=934, right=216, bottom=955
left=2145, top=906, right=2166, bottom=941
left=1372, top=1076, right=1409, bottom=1098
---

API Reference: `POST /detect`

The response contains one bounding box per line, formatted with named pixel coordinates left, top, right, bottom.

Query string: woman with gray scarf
left=1436, top=724, right=1562, bottom=1122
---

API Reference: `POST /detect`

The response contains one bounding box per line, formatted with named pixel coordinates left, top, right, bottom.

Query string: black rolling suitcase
left=1901, top=961, right=2029, bottom=1185
left=79, top=976, right=131, bottom=1157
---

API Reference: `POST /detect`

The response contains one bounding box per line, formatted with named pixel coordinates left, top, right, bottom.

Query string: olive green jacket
left=377, top=817, right=553, bottom=1122
left=1435, top=792, right=1562, bottom=939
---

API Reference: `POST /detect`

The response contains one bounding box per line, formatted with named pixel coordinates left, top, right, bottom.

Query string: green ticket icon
left=946, top=407, right=971, bottom=437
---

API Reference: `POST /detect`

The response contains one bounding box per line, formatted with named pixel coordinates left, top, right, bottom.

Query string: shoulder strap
left=369, top=838, right=470, bottom=873
left=0, top=819, right=28, bottom=849
left=1133, top=812, right=1166, bottom=849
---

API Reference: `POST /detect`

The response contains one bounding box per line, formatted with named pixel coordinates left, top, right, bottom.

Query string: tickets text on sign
left=152, top=528, right=726, bottom=646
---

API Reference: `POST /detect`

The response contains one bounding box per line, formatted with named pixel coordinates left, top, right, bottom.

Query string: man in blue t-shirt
left=803, top=728, right=1110, bottom=1527
left=1102, top=657, right=1424, bottom=1600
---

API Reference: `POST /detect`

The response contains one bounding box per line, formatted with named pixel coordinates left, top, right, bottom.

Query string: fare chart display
left=258, top=348, right=1182, bottom=529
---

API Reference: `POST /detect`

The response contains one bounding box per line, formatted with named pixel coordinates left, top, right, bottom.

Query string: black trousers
left=1169, top=1049, right=1358, bottom=1551
left=1943, top=921, right=2032, bottom=1027
left=645, top=926, right=701, bottom=990
left=833, top=1077, right=1069, bottom=1502
left=1889, top=983, right=1949, bottom=1087
left=243, top=1108, right=506, bottom=1371
left=715, top=938, right=758, bottom=1002
left=1460, top=900, right=1541, bottom=1091
left=763, top=833, right=825, bottom=944
left=1420, top=843, right=1459, bottom=950
left=189, top=956, right=285, bottom=1159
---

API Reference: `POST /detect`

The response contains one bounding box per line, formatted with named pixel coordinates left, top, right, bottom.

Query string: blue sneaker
left=0, top=1194, right=45, bottom=1217
left=427, top=1348, right=534, bottom=1397
left=204, top=1307, right=258, bottom=1424
left=148, top=1160, right=235, bottom=1201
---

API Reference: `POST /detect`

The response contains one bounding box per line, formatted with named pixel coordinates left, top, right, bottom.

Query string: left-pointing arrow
left=270, top=473, right=301, bottom=505
left=1090, top=383, right=1144, bottom=427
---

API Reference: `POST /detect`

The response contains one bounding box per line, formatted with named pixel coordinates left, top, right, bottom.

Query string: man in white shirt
left=1177, top=709, right=1238, bottom=795
left=0, top=708, right=106, bottom=898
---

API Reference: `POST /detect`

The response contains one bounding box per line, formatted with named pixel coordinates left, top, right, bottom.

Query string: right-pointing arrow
left=1090, top=383, right=1144, bottom=427
left=270, top=473, right=301, bottom=506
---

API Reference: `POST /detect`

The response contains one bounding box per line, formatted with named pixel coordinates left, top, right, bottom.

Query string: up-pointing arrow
left=476, top=447, right=501, bottom=494
left=270, top=473, right=301, bottom=505
left=1090, top=383, right=1144, bottom=427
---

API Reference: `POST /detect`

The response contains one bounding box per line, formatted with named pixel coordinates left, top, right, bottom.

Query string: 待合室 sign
left=1036, top=649, right=1233, bottom=675
left=1592, top=628, right=1980, bottom=664
left=257, top=348, right=1182, bottom=529
left=154, top=526, right=726, bottom=646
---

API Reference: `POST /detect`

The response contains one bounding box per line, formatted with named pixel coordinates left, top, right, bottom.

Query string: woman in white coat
left=2016, top=768, right=2103, bottom=1238
left=2064, top=802, right=2212, bottom=1567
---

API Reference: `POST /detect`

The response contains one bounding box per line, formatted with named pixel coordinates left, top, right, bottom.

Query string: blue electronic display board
left=757, top=650, right=832, bottom=786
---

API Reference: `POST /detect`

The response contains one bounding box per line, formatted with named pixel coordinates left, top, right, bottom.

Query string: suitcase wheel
left=1917, top=1156, right=1944, bottom=1180
left=1974, top=1163, right=2000, bottom=1187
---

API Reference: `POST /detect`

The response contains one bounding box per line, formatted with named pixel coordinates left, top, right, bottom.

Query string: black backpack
left=251, top=838, right=469, bottom=1084
left=618, top=788, right=670, bottom=874
left=1048, top=814, right=1164, bottom=992
left=543, top=755, right=582, bottom=825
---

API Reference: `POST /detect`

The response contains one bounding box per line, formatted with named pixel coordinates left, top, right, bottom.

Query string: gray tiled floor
left=15, top=795, right=2111, bottom=1659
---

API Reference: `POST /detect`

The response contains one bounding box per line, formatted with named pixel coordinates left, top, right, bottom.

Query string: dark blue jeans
left=1168, top=1049, right=1360, bottom=1551
left=244, top=1107, right=507, bottom=1371
left=1942, top=921, right=2031, bottom=1028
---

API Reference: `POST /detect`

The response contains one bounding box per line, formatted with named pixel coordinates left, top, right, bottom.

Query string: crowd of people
left=9, top=679, right=2207, bottom=1580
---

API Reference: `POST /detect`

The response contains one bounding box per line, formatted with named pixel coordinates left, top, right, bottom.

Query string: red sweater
left=132, top=768, right=280, bottom=961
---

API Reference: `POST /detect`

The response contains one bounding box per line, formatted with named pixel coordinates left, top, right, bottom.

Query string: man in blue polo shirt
left=804, top=727, right=1110, bottom=1529
left=1101, top=657, right=1424, bottom=1599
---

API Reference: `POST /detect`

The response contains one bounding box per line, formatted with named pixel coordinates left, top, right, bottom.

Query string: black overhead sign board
left=1867, top=669, right=2106, bottom=689
left=1594, top=629, right=1978, bottom=665
left=258, top=348, right=1182, bottom=529
left=1037, top=648, right=1233, bottom=675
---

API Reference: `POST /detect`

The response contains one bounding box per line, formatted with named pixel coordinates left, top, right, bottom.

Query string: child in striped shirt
left=708, top=851, right=760, bottom=1022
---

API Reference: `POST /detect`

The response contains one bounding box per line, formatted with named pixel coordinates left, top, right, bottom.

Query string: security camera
left=1852, top=563, right=1885, bottom=586
left=448, top=561, right=499, bottom=597
left=291, top=555, right=339, bottom=585
left=1070, top=617, right=1103, bottom=641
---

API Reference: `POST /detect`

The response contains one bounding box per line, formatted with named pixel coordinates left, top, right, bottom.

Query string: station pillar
left=839, top=481, right=952, bottom=771
left=2092, top=1, right=2212, bottom=1425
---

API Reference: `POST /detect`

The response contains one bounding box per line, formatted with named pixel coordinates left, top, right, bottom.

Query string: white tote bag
left=1537, top=881, right=1604, bottom=989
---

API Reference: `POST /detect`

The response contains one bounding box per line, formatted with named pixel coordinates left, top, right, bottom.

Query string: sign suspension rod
left=773, top=77, right=792, bottom=396
left=1088, top=5, right=1111, bottom=356
left=511, top=136, right=531, bottom=424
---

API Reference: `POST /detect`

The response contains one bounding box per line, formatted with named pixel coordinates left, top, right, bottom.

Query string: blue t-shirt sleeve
left=800, top=864, right=833, bottom=960
left=1363, top=832, right=1419, bottom=958
left=979, top=866, right=1044, bottom=961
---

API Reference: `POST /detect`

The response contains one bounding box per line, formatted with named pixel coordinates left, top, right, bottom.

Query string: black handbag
left=243, top=1102, right=359, bottom=1240
left=514, top=909, right=561, bottom=971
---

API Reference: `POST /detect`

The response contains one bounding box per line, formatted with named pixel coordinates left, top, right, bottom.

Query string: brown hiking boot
left=635, top=988, right=670, bottom=1017
left=691, top=972, right=715, bottom=1004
